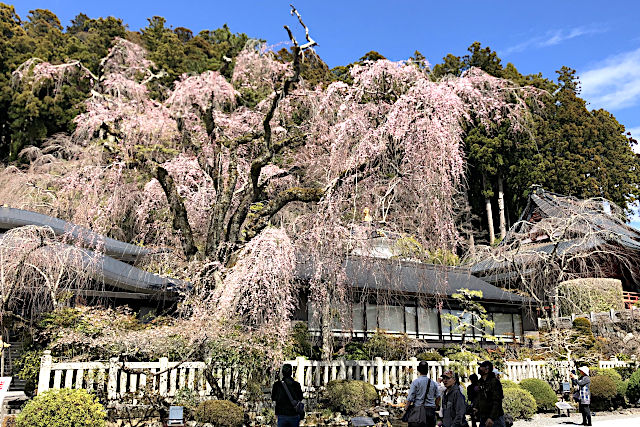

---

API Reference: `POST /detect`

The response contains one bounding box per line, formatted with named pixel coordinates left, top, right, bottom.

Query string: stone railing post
left=375, top=357, right=384, bottom=389
left=108, top=357, right=119, bottom=400
left=37, top=350, right=53, bottom=395
left=338, top=358, right=347, bottom=380
left=295, top=356, right=306, bottom=387
left=525, top=358, right=533, bottom=379
left=409, top=357, right=418, bottom=381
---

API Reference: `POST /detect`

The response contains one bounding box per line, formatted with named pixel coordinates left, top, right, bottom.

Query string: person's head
left=281, top=363, right=293, bottom=378
left=578, top=366, right=589, bottom=377
left=441, top=370, right=459, bottom=388
left=417, top=361, right=430, bottom=375
left=479, top=360, right=494, bottom=377
left=469, top=373, right=479, bottom=384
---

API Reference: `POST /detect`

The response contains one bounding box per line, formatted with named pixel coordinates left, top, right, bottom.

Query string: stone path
left=513, top=412, right=640, bottom=427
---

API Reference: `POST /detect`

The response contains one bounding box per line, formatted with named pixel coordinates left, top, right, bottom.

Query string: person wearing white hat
left=570, top=366, right=591, bottom=426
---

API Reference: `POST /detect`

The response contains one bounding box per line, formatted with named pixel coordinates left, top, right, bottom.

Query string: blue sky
left=12, top=0, right=640, bottom=221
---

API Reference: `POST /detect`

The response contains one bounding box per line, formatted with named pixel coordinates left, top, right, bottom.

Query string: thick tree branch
left=241, top=186, right=323, bottom=242
left=155, top=166, right=198, bottom=258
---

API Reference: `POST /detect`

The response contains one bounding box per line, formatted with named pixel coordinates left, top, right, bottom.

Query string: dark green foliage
left=16, top=389, right=106, bottom=427
left=502, top=387, right=536, bottom=420
left=13, top=349, right=42, bottom=395
left=518, top=378, right=557, bottom=411
left=194, top=400, right=244, bottom=426
left=287, top=321, right=316, bottom=359
left=625, top=368, right=640, bottom=404
left=572, top=317, right=594, bottom=336
left=614, top=365, right=638, bottom=381
left=325, top=380, right=378, bottom=415
left=590, top=375, right=617, bottom=410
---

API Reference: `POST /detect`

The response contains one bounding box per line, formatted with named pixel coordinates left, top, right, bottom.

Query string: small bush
left=415, top=351, right=443, bottom=361
left=626, top=369, right=640, bottom=404
left=572, top=317, right=593, bottom=335
left=591, top=368, right=626, bottom=406
left=194, top=400, right=244, bottom=426
left=16, top=389, right=106, bottom=427
left=614, top=365, right=637, bottom=381
left=502, top=387, right=536, bottom=420
left=325, top=380, right=378, bottom=415
left=518, top=378, right=557, bottom=412
left=590, top=375, right=617, bottom=411
left=501, top=380, right=519, bottom=389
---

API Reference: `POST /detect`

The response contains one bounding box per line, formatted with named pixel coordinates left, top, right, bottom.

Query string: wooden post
left=37, top=350, right=53, bottom=395
left=159, top=357, right=169, bottom=396
left=108, top=357, right=119, bottom=400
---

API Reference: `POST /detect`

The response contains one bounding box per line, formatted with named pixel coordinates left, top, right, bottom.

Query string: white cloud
left=580, top=48, right=640, bottom=111
left=501, top=26, right=606, bottom=56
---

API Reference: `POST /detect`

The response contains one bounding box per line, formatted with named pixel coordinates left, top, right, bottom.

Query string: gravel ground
left=513, top=409, right=640, bottom=427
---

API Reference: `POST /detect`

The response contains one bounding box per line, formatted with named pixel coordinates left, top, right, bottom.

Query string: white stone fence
left=37, top=351, right=633, bottom=400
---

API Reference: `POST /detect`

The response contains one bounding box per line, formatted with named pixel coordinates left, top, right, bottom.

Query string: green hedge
left=591, top=367, right=627, bottom=406
left=502, top=387, right=536, bottom=420
left=518, top=378, right=557, bottom=412
left=325, top=380, right=378, bottom=415
left=194, top=400, right=244, bottom=426
left=16, top=389, right=106, bottom=427
left=590, top=375, right=617, bottom=411
left=626, top=369, right=640, bottom=404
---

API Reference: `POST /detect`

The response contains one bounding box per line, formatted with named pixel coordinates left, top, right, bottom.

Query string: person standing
left=442, top=370, right=469, bottom=427
left=571, top=366, right=592, bottom=426
left=405, top=361, right=442, bottom=427
left=467, top=374, right=480, bottom=427
left=272, top=364, right=304, bottom=427
left=476, top=361, right=505, bottom=427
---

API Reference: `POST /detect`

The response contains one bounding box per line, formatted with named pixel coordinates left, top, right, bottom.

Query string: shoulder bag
left=281, top=379, right=305, bottom=419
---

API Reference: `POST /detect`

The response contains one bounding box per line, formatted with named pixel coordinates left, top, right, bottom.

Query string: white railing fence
left=37, top=351, right=634, bottom=400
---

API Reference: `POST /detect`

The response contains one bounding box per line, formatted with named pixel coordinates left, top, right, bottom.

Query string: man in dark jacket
left=467, top=374, right=480, bottom=427
left=476, top=361, right=504, bottom=427
left=272, top=364, right=304, bottom=427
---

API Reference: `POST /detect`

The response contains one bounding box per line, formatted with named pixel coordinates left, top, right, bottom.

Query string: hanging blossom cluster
left=136, top=155, right=215, bottom=238
left=305, top=60, right=538, bottom=250
left=72, top=41, right=178, bottom=156
left=210, top=227, right=297, bottom=337
left=11, top=57, right=97, bottom=94
left=232, top=42, right=290, bottom=92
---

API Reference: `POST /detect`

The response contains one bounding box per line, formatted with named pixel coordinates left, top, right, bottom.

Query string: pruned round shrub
left=590, top=375, right=617, bottom=411
left=518, top=378, right=557, bottom=412
left=502, top=387, right=536, bottom=420
left=325, top=380, right=378, bottom=415
left=416, top=351, right=443, bottom=361
left=591, top=367, right=626, bottom=406
left=501, top=380, right=519, bottom=389
left=572, top=317, right=593, bottom=335
left=16, top=389, right=106, bottom=427
left=194, top=400, right=244, bottom=426
left=625, top=368, right=640, bottom=405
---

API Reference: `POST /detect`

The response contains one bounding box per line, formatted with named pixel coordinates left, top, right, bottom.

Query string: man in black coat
left=475, top=361, right=505, bottom=427
left=272, top=364, right=304, bottom=427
